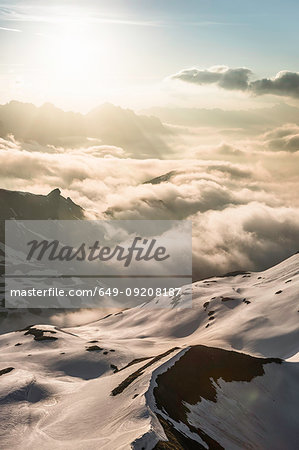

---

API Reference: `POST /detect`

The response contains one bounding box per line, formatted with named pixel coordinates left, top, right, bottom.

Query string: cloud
left=171, top=66, right=299, bottom=98
left=251, top=71, right=299, bottom=98
left=263, top=124, right=299, bottom=153
left=103, top=163, right=275, bottom=221
left=172, top=66, right=252, bottom=91
left=217, top=144, right=244, bottom=156
left=99, top=161, right=299, bottom=279
left=0, top=4, right=162, bottom=27
left=104, top=170, right=299, bottom=279
left=0, top=125, right=298, bottom=280
left=191, top=203, right=299, bottom=279
left=0, top=26, right=22, bottom=32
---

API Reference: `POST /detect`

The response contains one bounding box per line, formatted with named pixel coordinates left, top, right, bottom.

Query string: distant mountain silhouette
left=0, top=187, right=84, bottom=253
left=0, top=187, right=84, bottom=221
left=0, top=101, right=171, bottom=157
left=143, top=170, right=177, bottom=185
left=142, top=102, right=299, bottom=130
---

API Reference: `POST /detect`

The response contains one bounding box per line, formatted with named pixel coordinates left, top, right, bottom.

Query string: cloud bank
left=263, top=124, right=299, bottom=152
left=0, top=133, right=298, bottom=280
left=171, top=66, right=299, bottom=98
left=0, top=99, right=298, bottom=280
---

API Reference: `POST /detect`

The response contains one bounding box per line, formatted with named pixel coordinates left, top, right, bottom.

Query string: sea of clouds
left=1, top=116, right=298, bottom=280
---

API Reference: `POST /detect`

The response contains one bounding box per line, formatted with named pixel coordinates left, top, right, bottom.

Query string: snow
left=186, top=361, right=299, bottom=450
left=0, top=254, right=298, bottom=449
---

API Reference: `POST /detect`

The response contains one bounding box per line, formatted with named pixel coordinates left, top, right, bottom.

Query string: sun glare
left=42, top=22, right=118, bottom=101
left=58, top=33, right=91, bottom=79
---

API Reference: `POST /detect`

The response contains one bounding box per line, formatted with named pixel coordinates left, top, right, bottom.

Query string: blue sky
left=0, top=0, right=298, bottom=110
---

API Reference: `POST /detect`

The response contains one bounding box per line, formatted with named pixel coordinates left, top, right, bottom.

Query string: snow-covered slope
left=86, top=253, right=299, bottom=359
left=0, top=254, right=298, bottom=449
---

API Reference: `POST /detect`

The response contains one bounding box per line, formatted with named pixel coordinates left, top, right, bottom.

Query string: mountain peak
left=47, top=188, right=61, bottom=198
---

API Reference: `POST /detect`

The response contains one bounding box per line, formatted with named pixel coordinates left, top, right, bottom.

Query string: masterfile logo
left=26, top=237, right=170, bottom=266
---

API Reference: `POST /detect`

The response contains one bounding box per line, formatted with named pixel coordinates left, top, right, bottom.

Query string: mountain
left=142, top=103, right=299, bottom=131
left=0, top=101, right=171, bottom=157
left=86, top=103, right=171, bottom=157
left=0, top=187, right=84, bottom=251
left=0, top=188, right=85, bottom=331
left=0, top=254, right=298, bottom=449
left=143, top=170, right=177, bottom=185
left=0, top=187, right=84, bottom=221
left=0, top=101, right=86, bottom=145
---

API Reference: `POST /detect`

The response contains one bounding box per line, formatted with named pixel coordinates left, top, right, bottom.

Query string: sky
left=0, top=0, right=299, bottom=111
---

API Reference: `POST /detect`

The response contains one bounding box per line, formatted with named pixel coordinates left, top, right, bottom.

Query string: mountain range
left=0, top=101, right=171, bottom=157
left=0, top=251, right=298, bottom=449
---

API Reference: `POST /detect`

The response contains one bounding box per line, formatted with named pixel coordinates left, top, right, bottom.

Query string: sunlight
left=45, top=23, right=117, bottom=96
left=58, top=32, right=91, bottom=79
